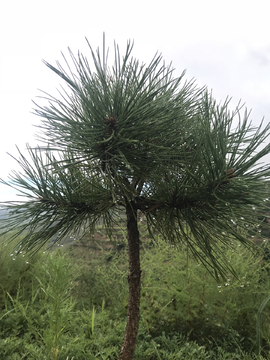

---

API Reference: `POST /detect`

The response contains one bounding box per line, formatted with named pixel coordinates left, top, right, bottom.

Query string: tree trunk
left=119, top=202, right=141, bottom=360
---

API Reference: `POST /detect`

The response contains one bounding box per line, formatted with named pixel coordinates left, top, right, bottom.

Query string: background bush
left=1, top=232, right=270, bottom=359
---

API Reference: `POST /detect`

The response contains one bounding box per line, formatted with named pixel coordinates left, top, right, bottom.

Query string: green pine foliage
left=1, top=37, right=270, bottom=359
left=1, top=38, right=270, bottom=280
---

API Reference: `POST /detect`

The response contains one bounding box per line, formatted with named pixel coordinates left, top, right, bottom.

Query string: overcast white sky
left=0, top=0, right=270, bottom=201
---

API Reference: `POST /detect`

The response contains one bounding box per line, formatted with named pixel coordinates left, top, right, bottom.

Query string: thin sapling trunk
left=119, top=201, right=141, bottom=360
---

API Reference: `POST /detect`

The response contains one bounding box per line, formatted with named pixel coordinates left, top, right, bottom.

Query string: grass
left=1, top=222, right=270, bottom=359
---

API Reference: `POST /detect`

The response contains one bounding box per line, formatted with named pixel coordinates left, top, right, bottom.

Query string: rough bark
left=119, top=202, right=141, bottom=360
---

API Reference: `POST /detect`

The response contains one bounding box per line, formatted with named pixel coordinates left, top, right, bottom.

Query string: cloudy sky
left=0, top=0, right=269, bottom=201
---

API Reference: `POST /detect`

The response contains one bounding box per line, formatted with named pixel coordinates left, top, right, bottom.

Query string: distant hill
left=0, top=208, right=79, bottom=248
left=0, top=208, right=10, bottom=220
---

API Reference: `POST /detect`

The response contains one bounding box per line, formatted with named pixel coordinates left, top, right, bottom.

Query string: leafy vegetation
left=1, top=222, right=270, bottom=359
left=1, top=37, right=270, bottom=359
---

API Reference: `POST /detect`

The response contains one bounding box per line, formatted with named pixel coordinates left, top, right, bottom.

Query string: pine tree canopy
left=1, top=39, right=270, bottom=279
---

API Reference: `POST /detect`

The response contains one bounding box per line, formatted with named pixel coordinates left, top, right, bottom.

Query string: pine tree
left=1, top=38, right=270, bottom=360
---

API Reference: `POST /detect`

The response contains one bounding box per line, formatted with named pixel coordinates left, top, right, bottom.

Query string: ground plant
left=1, top=232, right=270, bottom=359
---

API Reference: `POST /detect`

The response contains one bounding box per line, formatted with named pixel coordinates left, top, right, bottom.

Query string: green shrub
left=0, top=243, right=77, bottom=359
left=139, top=240, right=270, bottom=353
left=0, top=235, right=42, bottom=310
left=71, top=250, right=128, bottom=313
left=1, top=233, right=270, bottom=359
